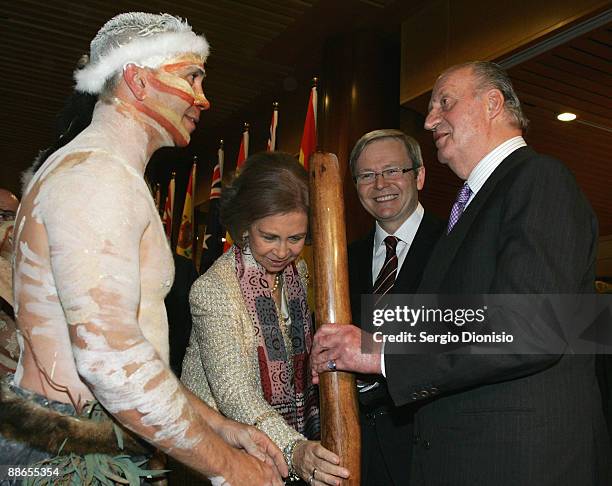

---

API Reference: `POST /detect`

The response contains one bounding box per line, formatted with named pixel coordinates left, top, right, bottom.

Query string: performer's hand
left=213, top=448, right=284, bottom=486
left=311, top=324, right=382, bottom=384
left=215, top=418, right=288, bottom=478
left=293, top=440, right=350, bottom=486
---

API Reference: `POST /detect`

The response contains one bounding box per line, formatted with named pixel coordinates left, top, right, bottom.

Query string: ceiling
left=1, top=1, right=610, bottom=235
left=0, top=0, right=407, bottom=195
left=404, top=19, right=612, bottom=236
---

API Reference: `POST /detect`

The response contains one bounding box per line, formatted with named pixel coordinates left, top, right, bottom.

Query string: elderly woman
left=182, top=152, right=349, bottom=485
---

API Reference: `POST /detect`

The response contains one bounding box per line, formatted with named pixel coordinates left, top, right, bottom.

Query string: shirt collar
left=466, top=136, right=526, bottom=197
left=374, top=202, right=424, bottom=248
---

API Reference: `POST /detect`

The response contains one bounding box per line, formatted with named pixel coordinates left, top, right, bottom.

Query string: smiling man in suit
left=312, top=62, right=611, bottom=485
left=348, top=130, right=443, bottom=486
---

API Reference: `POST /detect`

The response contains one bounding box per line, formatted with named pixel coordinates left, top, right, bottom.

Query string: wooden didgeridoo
left=309, top=152, right=361, bottom=485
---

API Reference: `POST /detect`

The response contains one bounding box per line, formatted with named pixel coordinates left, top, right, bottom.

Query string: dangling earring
left=242, top=232, right=251, bottom=254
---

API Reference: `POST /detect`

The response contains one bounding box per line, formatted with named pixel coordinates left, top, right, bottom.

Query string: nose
left=374, top=172, right=389, bottom=190
left=193, top=81, right=210, bottom=110
left=194, top=92, right=210, bottom=111
left=424, top=108, right=439, bottom=131
left=275, top=240, right=289, bottom=259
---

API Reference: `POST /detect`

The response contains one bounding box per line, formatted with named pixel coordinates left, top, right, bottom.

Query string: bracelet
left=283, top=438, right=303, bottom=480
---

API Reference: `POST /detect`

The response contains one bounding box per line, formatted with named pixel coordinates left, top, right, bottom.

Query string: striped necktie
left=373, top=236, right=399, bottom=296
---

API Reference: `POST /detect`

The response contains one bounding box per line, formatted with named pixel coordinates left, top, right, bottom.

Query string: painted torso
left=13, top=121, right=174, bottom=405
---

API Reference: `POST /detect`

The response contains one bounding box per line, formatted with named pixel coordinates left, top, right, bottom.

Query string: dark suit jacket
left=349, top=211, right=444, bottom=485
left=385, top=147, right=611, bottom=485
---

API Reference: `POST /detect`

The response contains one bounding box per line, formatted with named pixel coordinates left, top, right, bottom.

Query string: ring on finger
left=327, top=359, right=337, bottom=371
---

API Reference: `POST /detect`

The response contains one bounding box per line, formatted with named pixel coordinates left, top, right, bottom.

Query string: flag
left=176, top=162, right=196, bottom=259
left=299, top=79, right=318, bottom=308
left=224, top=123, right=250, bottom=252
left=162, top=172, right=175, bottom=241
left=266, top=102, right=279, bottom=151
left=236, top=122, right=250, bottom=173
left=299, top=79, right=317, bottom=169
left=200, top=141, right=225, bottom=273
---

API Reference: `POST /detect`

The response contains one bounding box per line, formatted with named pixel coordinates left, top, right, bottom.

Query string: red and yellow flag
left=236, top=123, right=250, bottom=174
left=162, top=172, right=175, bottom=242
left=266, top=102, right=279, bottom=152
left=298, top=79, right=318, bottom=308
left=176, top=162, right=196, bottom=259
left=299, top=80, right=317, bottom=169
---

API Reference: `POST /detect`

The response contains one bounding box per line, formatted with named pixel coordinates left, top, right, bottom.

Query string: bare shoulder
left=34, top=152, right=152, bottom=232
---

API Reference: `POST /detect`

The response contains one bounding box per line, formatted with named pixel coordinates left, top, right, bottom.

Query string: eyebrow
left=259, top=229, right=307, bottom=238
left=358, top=163, right=407, bottom=172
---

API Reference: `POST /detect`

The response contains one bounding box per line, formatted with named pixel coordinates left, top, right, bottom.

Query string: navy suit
left=348, top=211, right=443, bottom=485
left=385, top=147, right=611, bottom=485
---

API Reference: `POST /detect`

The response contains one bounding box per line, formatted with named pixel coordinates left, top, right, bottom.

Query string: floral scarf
left=234, top=245, right=320, bottom=439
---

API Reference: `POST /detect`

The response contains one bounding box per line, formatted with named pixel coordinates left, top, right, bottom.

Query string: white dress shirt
left=465, top=136, right=526, bottom=206
left=381, top=136, right=526, bottom=377
left=372, top=202, right=424, bottom=284
left=373, top=203, right=424, bottom=378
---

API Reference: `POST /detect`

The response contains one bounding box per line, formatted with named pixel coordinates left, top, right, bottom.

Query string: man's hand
left=310, top=324, right=382, bottom=384
left=214, top=448, right=284, bottom=486
left=215, top=417, right=288, bottom=478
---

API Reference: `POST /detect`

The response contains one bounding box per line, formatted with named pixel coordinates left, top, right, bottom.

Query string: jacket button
left=420, top=390, right=430, bottom=398
left=411, top=392, right=419, bottom=400
left=423, top=440, right=431, bottom=449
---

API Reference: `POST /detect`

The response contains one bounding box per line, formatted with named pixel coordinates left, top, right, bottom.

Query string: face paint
left=133, top=54, right=209, bottom=148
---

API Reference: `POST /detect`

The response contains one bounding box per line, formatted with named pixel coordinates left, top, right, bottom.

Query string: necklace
left=270, top=273, right=281, bottom=293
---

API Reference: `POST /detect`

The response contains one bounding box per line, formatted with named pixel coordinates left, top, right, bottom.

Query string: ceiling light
left=557, top=112, right=577, bottom=122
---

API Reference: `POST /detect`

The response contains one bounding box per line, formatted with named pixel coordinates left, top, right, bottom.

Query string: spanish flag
left=266, top=102, right=279, bottom=152
left=176, top=162, right=196, bottom=259
left=162, top=172, right=175, bottom=242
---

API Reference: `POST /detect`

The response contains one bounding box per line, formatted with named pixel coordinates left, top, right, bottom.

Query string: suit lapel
left=394, top=212, right=442, bottom=293
left=350, top=230, right=374, bottom=293
left=419, top=147, right=534, bottom=291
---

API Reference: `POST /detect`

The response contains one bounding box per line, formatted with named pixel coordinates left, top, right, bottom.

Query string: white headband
left=74, top=18, right=209, bottom=94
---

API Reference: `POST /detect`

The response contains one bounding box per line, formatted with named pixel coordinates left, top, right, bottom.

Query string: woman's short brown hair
left=221, top=151, right=309, bottom=247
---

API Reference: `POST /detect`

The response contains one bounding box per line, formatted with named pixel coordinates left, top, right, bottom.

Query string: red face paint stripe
left=162, top=61, right=199, bottom=72
left=133, top=102, right=189, bottom=147
left=145, top=72, right=195, bottom=105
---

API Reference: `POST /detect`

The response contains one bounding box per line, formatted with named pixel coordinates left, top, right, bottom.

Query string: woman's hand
left=292, top=440, right=350, bottom=486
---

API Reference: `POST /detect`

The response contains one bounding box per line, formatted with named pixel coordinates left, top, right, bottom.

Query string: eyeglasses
left=353, top=167, right=417, bottom=185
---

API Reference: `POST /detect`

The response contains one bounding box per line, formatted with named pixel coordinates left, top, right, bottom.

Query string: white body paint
left=12, top=99, right=204, bottom=450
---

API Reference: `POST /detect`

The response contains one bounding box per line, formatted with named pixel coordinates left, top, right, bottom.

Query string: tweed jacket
left=181, top=249, right=308, bottom=453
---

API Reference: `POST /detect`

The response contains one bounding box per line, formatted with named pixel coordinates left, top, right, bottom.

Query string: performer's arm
left=42, top=160, right=282, bottom=485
